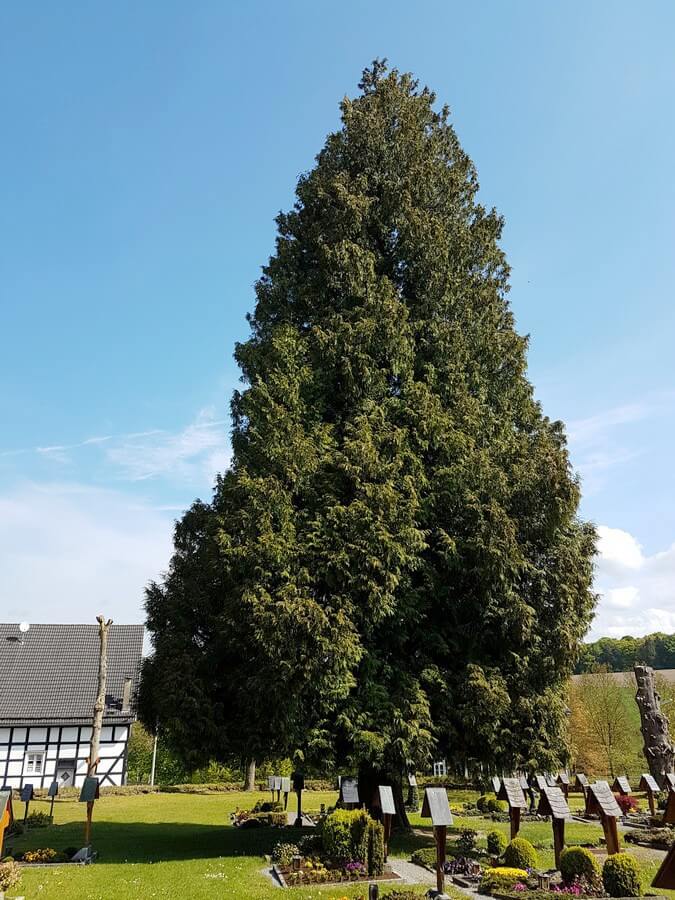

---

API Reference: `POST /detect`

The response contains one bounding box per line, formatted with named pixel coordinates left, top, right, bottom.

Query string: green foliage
left=271, top=841, right=299, bottom=867
left=602, top=853, right=642, bottom=897
left=457, top=828, right=479, bottom=853
left=24, top=811, right=51, bottom=828
left=410, top=846, right=437, bottom=868
left=503, top=837, right=538, bottom=869
left=576, top=633, right=675, bottom=673
left=140, top=60, right=596, bottom=781
left=477, top=795, right=490, bottom=812
left=368, top=818, right=385, bottom=875
left=559, top=846, right=601, bottom=884
left=487, top=829, right=508, bottom=856
left=405, top=783, right=419, bottom=810
left=321, top=808, right=369, bottom=864
left=480, top=867, right=529, bottom=892
left=0, top=858, right=21, bottom=892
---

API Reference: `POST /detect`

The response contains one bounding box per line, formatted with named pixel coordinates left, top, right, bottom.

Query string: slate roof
left=0, top=623, right=144, bottom=724
left=498, top=777, right=527, bottom=810
left=538, top=785, right=571, bottom=820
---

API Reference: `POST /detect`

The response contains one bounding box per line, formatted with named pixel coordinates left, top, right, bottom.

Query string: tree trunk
left=89, top=616, right=113, bottom=777
left=634, top=664, right=675, bottom=787
left=244, top=759, right=257, bottom=791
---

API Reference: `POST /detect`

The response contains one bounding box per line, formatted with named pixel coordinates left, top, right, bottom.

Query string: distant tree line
left=576, top=632, right=675, bottom=674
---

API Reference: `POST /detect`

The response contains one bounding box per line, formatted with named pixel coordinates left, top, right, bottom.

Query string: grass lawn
left=2, top=787, right=664, bottom=899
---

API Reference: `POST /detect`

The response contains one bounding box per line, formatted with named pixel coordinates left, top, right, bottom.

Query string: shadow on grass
left=6, top=821, right=315, bottom=863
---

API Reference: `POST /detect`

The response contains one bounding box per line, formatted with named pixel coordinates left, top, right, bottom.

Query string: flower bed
left=231, top=799, right=287, bottom=828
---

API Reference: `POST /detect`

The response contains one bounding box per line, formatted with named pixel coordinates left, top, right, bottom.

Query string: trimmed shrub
left=0, top=859, right=21, bottom=892
left=405, top=783, right=419, bottom=811
left=487, top=798, right=508, bottom=813
left=411, top=847, right=436, bottom=868
left=476, top=794, right=490, bottom=812
left=456, top=827, right=479, bottom=854
left=487, top=830, right=508, bottom=857
left=321, top=808, right=369, bottom=864
left=560, top=846, right=601, bottom=884
left=503, top=837, right=538, bottom=870
left=368, top=818, right=385, bottom=875
left=480, top=866, right=529, bottom=892
left=271, top=841, right=299, bottom=867
left=602, top=853, right=642, bottom=897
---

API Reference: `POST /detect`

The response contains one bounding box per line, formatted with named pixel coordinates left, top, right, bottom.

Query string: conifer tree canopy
left=140, top=61, right=596, bottom=793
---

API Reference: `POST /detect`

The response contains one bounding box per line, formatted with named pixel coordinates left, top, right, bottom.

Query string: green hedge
left=602, top=854, right=642, bottom=897
left=368, top=819, right=385, bottom=875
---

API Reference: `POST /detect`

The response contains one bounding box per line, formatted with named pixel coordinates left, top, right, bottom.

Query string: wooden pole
left=85, top=615, right=112, bottom=846
left=510, top=806, right=521, bottom=840
left=552, top=818, right=565, bottom=869
left=383, top=812, right=392, bottom=861
left=50, top=795, right=55, bottom=818
left=647, top=789, right=656, bottom=816
left=599, top=811, right=620, bottom=855
left=435, top=824, right=447, bottom=894
left=294, top=787, right=303, bottom=827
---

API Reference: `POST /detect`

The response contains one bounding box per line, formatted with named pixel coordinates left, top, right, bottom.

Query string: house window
left=24, top=752, right=44, bottom=775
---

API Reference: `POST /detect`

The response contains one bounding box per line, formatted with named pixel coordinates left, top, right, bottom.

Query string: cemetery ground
left=3, top=788, right=671, bottom=900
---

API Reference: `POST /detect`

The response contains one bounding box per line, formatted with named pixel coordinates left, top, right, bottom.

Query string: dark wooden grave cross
left=653, top=841, right=675, bottom=889
left=662, top=788, right=675, bottom=825
left=611, top=776, right=631, bottom=796
left=339, top=776, right=360, bottom=809
left=47, top=780, right=59, bottom=818
left=421, top=787, right=453, bottom=899
left=376, top=786, right=396, bottom=861
left=21, top=783, right=34, bottom=825
left=497, top=778, right=527, bottom=840
left=639, top=773, right=660, bottom=816
left=538, top=785, right=571, bottom=869
left=0, top=789, right=13, bottom=858
left=80, top=776, right=100, bottom=844
left=556, top=772, right=570, bottom=799
left=585, top=781, right=622, bottom=855
left=292, top=771, right=304, bottom=827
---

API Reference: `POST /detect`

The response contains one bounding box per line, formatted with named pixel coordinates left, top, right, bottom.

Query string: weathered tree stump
left=634, top=664, right=675, bottom=787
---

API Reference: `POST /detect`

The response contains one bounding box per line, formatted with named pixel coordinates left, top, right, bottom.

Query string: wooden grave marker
left=80, top=776, right=100, bottom=845
left=612, top=775, right=631, bottom=796
left=538, top=785, right=571, bottom=868
left=408, top=772, right=417, bottom=787
left=339, top=776, right=360, bottom=808
left=664, top=773, right=675, bottom=793
left=575, top=773, right=589, bottom=801
left=421, top=787, right=453, bottom=899
left=497, top=777, right=527, bottom=840
left=21, top=783, right=34, bottom=824
left=0, top=789, right=13, bottom=858
left=47, top=780, right=59, bottom=818
left=545, top=773, right=558, bottom=788
left=518, top=774, right=529, bottom=791
left=585, top=781, right=622, bottom=854
left=556, top=772, right=570, bottom=799
left=662, top=788, right=675, bottom=825
left=653, top=841, right=675, bottom=890
left=532, top=774, right=548, bottom=791
left=292, top=770, right=304, bottom=827
left=280, top=776, right=291, bottom=810
left=377, top=785, right=396, bottom=860
left=639, top=773, right=660, bottom=816
left=491, top=775, right=501, bottom=794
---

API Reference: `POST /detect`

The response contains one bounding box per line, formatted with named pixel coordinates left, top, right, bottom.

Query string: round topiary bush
left=503, top=837, right=538, bottom=870
left=602, top=853, right=642, bottom=897
left=476, top=794, right=490, bottom=812
left=487, top=830, right=508, bottom=857
left=560, top=846, right=601, bottom=884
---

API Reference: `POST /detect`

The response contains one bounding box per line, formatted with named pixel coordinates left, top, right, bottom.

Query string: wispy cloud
left=0, top=412, right=231, bottom=487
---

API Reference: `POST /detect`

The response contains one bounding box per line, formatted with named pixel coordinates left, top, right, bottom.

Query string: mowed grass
left=2, top=788, right=663, bottom=899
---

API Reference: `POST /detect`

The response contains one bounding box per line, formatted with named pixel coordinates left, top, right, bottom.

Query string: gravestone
left=339, top=776, right=360, bottom=807
left=79, top=777, right=100, bottom=802
left=292, top=770, right=304, bottom=827
left=21, top=783, right=34, bottom=824
left=377, top=785, right=396, bottom=860
left=280, top=776, right=291, bottom=810
left=653, top=841, right=675, bottom=889
left=556, top=772, right=570, bottom=798
left=612, top=775, right=631, bottom=796
left=665, top=773, right=675, bottom=793
left=491, top=775, right=501, bottom=794
left=48, top=779, right=59, bottom=817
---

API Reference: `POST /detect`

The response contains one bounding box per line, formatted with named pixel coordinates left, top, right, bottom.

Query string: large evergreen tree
left=140, top=61, right=596, bottom=810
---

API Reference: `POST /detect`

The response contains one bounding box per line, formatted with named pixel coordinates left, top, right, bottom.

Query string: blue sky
left=1, top=1, right=674, bottom=638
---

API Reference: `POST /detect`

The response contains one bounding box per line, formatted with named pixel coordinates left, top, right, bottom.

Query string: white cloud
left=104, top=408, right=230, bottom=483
left=0, top=483, right=175, bottom=625
left=591, top=524, right=675, bottom=639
